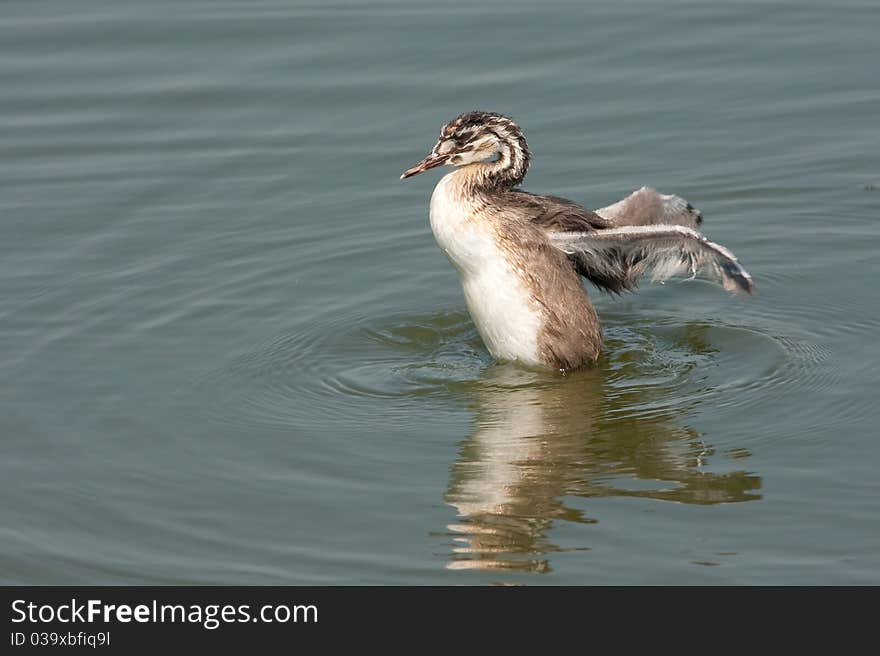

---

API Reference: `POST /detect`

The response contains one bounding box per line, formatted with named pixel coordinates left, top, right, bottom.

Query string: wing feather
left=596, top=187, right=703, bottom=228
left=548, top=225, right=754, bottom=295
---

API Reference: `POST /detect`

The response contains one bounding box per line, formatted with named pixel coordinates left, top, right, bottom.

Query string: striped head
left=400, top=111, right=530, bottom=187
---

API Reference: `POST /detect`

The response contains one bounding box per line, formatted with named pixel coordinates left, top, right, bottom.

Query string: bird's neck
left=458, top=137, right=530, bottom=193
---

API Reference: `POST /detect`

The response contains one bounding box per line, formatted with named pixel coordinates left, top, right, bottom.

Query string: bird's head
left=400, top=111, right=529, bottom=182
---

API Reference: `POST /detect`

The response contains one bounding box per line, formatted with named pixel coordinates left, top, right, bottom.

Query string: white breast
left=429, top=172, right=543, bottom=366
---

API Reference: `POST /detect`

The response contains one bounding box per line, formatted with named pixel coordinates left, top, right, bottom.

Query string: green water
left=1, top=0, right=879, bottom=584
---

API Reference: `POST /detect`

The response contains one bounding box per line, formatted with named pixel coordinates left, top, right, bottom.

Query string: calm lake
left=2, top=0, right=878, bottom=584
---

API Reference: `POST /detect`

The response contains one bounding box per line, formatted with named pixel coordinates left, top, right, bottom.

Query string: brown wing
left=548, top=225, right=754, bottom=295
left=508, top=189, right=743, bottom=295
left=596, top=186, right=703, bottom=228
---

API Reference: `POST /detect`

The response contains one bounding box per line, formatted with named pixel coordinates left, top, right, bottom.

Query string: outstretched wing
left=596, top=186, right=703, bottom=229
left=547, top=225, right=754, bottom=295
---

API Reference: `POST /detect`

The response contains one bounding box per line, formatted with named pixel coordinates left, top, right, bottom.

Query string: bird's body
left=429, top=168, right=601, bottom=368
left=402, top=111, right=753, bottom=371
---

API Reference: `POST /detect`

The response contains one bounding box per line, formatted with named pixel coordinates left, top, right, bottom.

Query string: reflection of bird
left=401, top=111, right=754, bottom=370
left=444, top=362, right=762, bottom=573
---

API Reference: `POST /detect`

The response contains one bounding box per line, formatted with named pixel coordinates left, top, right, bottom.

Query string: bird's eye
left=437, top=140, right=456, bottom=155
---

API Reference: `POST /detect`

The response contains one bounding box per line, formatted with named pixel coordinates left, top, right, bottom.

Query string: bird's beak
left=400, top=152, right=450, bottom=180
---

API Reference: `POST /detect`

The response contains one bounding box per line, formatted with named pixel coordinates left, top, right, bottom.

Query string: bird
left=400, top=111, right=754, bottom=371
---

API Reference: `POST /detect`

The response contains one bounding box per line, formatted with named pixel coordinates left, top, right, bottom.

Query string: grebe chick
left=401, top=111, right=753, bottom=371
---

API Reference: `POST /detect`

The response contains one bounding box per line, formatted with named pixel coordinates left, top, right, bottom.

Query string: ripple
left=197, top=307, right=491, bottom=432
left=197, top=297, right=834, bottom=446
left=598, top=312, right=840, bottom=444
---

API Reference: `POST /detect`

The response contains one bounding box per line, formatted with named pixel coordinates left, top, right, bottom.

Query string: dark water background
left=2, top=0, right=879, bottom=584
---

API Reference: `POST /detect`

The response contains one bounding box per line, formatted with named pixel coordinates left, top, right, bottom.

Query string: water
left=1, top=0, right=878, bottom=584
